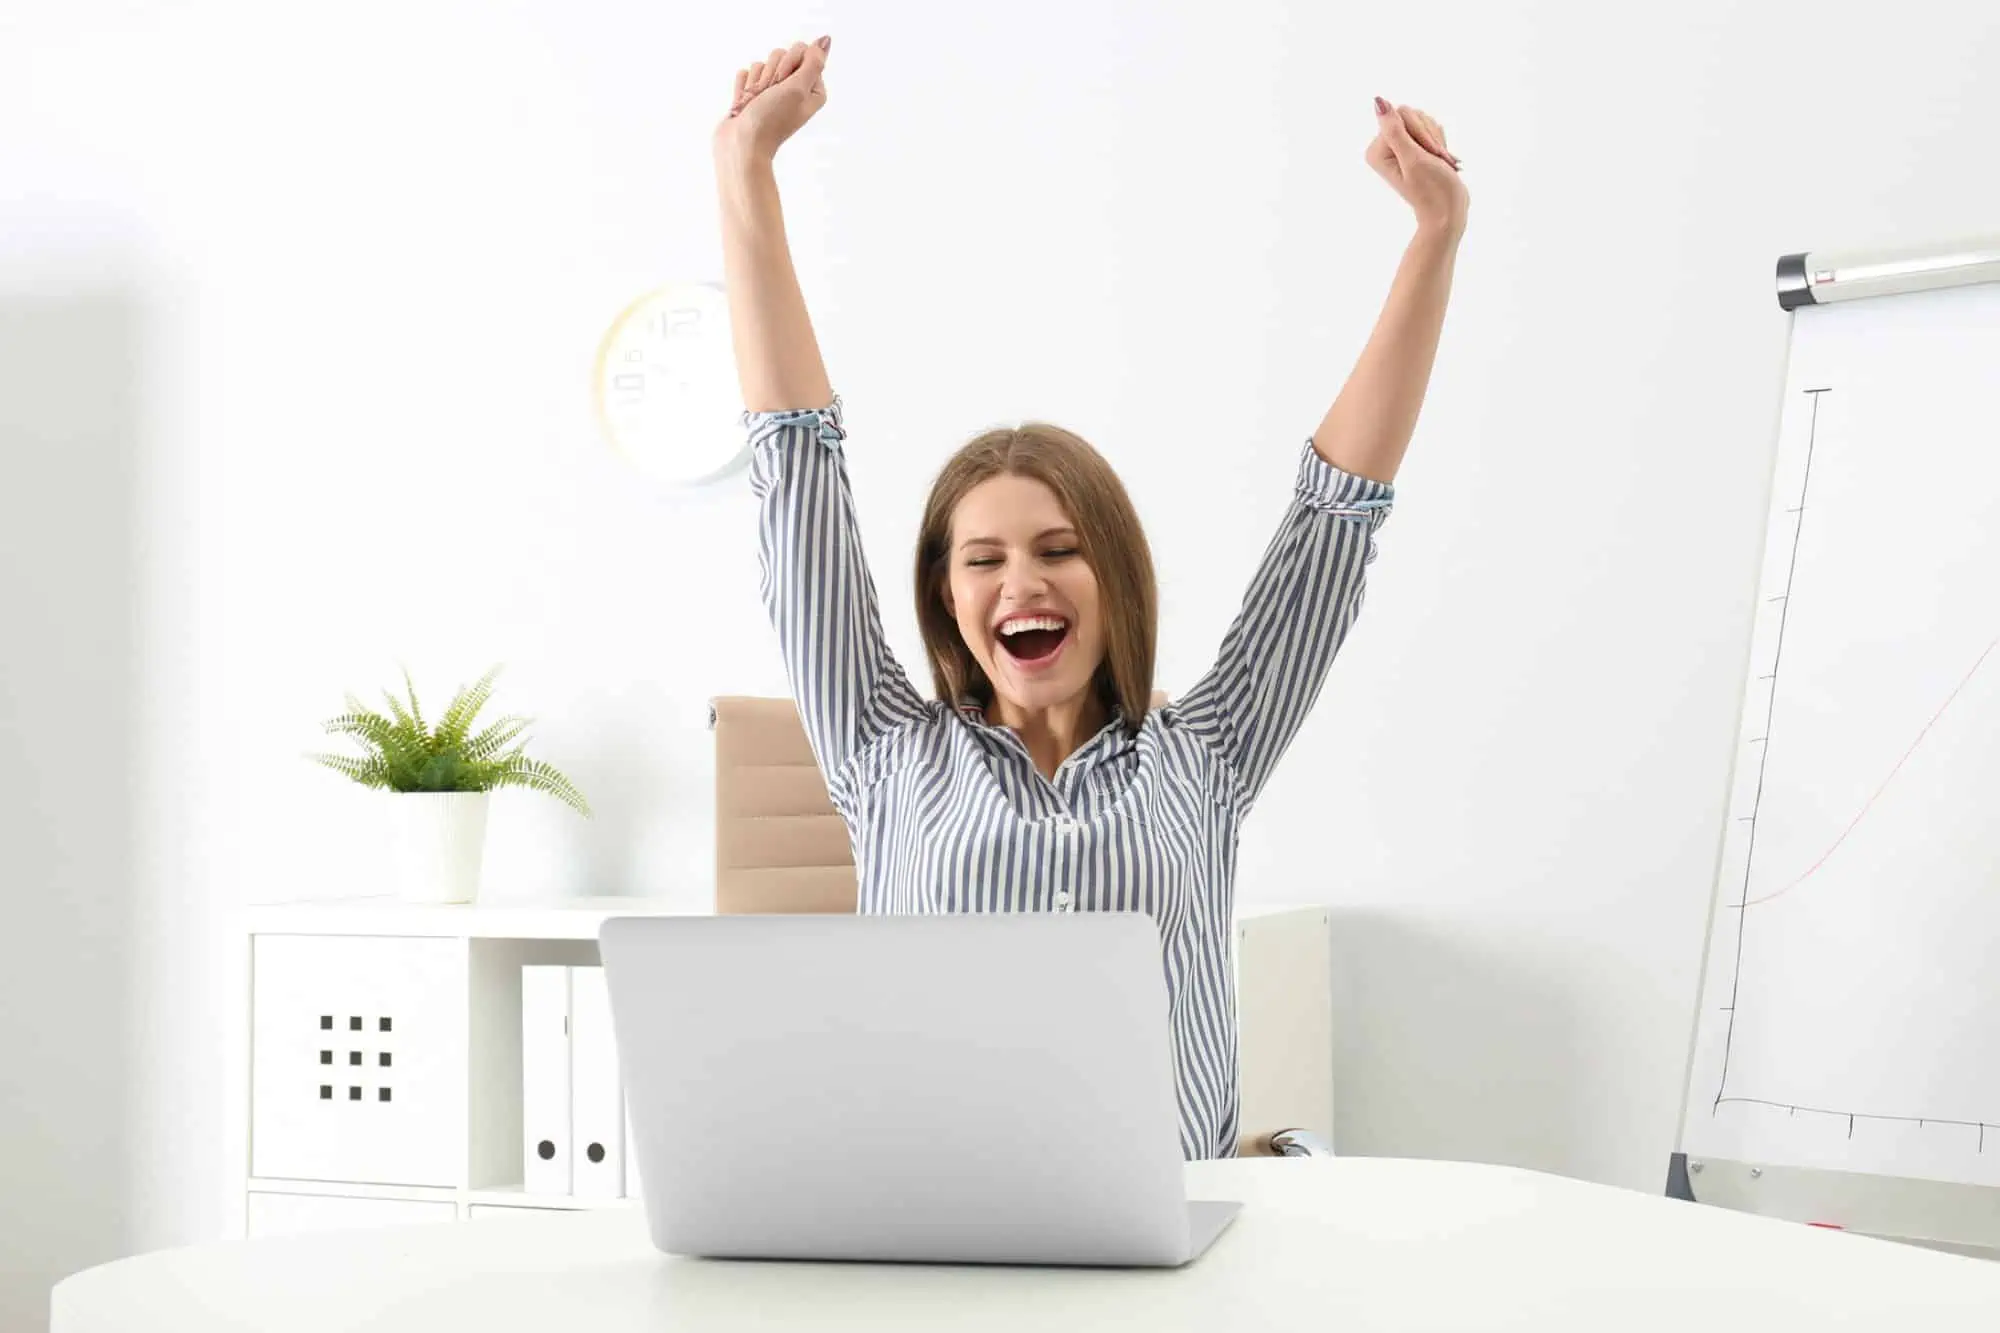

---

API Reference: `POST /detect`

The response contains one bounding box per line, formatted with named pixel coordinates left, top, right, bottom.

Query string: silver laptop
left=596, top=911, right=1241, bottom=1267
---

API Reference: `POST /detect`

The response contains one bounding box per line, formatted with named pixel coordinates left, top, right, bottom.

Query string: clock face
left=591, top=282, right=746, bottom=486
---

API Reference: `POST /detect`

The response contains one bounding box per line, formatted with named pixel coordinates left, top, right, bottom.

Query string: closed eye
left=962, top=548, right=1076, bottom=569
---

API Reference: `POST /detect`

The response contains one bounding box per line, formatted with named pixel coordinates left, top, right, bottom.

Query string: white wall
left=5, top=0, right=1997, bottom=1314
left=0, top=284, right=145, bottom=1332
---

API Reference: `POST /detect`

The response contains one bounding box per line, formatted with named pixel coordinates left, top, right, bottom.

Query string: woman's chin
left=995, top=683, right=1066, bottom=713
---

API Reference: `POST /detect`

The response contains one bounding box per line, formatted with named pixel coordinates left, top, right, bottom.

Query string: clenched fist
left=713, top=36, right=832, bottom=169
left=1367, top=98, right=1469, bottom=238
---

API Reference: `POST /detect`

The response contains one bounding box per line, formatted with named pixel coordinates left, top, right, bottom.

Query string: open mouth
left=997, top=614, right=1070, bottom=665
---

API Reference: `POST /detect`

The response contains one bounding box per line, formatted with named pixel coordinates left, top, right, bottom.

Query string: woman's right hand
left=714, top=37, right=831, bottom=170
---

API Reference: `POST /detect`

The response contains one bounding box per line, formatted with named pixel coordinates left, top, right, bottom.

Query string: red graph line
left=1743, top=629, right=2000, bottom=908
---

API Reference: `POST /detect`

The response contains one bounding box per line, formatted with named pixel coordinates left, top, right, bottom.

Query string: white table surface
left=52, top=1158, right=2000, bottom=1331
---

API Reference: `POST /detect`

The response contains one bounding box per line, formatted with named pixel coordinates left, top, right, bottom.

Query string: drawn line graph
left=1737, top=627, right=2000, bottom=908
left=1713, top=375, right=2000, bottom=1124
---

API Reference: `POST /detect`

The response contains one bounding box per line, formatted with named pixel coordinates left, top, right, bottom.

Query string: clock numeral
left=660, top=307, right=701, bottom=338
left=612, top=373, right=647, bottom=393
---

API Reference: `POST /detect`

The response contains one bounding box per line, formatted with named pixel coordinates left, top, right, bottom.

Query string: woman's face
left=944, top=473, right=1104, bottom=718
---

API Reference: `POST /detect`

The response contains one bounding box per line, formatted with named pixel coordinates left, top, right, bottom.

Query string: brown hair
left=914, top=423, right=1158, bottom=727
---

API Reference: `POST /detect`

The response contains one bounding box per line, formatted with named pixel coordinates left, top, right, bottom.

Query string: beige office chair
left=709, top=695, right=1334, bottom=1159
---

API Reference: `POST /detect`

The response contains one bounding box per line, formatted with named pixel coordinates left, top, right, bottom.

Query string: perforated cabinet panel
left=250, top=935, right=468, bottom=1186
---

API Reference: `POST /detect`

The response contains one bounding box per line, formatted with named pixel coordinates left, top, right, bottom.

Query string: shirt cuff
left=743, top=394, right=847, bottom=453
left=1294, top=438, right=1395, bottom=515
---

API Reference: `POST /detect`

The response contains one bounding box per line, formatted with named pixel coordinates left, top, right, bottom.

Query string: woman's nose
left=1000, top=557, right=1049, bottom=598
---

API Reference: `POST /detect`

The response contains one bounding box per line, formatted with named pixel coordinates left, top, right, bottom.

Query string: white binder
left=568, top=964, right=626, bottom=1199
left=520, top=965, right=571, bottom=1195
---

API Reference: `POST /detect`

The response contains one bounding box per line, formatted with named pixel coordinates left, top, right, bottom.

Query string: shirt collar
left=956, top=700, right=1137, bottom=761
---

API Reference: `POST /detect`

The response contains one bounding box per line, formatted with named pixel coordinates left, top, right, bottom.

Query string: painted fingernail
left=1374, top=96, right=1390, bottom=115
left=816, top=35, right=832, bottom=52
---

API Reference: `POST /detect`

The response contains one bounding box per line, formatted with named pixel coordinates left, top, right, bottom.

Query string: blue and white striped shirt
left=748, top=397, right=1393, bottom=1158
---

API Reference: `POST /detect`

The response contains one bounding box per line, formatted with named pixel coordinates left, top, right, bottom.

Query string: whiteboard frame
left=1778, top=234, right=2000, bottom=309
left=1670, top=233, right=2000, bottom=1258
left=1666, top=1156, right=2000, bottom=1256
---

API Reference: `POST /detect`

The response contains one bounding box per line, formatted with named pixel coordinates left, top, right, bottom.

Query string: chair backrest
left=710, top=696, right=860, bottom=915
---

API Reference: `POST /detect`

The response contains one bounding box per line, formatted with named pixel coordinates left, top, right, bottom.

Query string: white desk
left=53, top=1158, right=2000, bottom=1331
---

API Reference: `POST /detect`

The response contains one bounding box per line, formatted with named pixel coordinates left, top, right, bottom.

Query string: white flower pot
left=388, top=791, right=491, bottom=904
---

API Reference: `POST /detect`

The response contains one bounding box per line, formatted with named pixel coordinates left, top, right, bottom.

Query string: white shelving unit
left=226, top=897, right=680, bottom=1239
left=224, top=898, right=1334, bottom=1240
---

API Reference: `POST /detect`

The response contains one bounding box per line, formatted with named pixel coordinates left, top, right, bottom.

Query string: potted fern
left=308, top=665, right=591, bottom=903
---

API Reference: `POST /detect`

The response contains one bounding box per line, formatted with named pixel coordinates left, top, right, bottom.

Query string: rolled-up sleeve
left=746, top=396, right=929, bottom=787
left=1170, top=439, right=1394, bottom=812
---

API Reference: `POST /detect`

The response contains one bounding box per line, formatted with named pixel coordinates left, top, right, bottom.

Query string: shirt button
left=1053, top=816, right=1078, bottom=835
left=1054, top=891, right=1073, bottom=911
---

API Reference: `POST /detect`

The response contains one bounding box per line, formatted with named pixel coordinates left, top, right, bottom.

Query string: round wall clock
left=591, top=281, right=745, bottom=486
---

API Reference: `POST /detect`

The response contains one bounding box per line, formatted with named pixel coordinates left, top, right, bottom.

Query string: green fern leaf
left=307, top=752, right=392, bottom=789
left=401, top=665, right=428, bottom=745
left=464, top=715, right=532, bottom=762
left=343, top=694, right=390, bottom=729
left=437, top=665, right=503, bottom=752
left=490, top=755, right=592, bottom=817
left=325, top=711, right=395, bottom=745
left=381, top=688, right=421, bottom=746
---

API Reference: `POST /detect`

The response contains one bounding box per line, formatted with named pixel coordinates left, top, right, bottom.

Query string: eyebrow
left=956, top=527, right=1078, bottom=551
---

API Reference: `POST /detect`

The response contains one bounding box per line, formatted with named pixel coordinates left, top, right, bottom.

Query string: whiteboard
left=1680, top=277, right=2000, bottom=1190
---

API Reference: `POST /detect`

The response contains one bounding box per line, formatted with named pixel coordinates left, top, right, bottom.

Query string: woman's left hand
left=1367, top=99, right=1468, bottom=238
